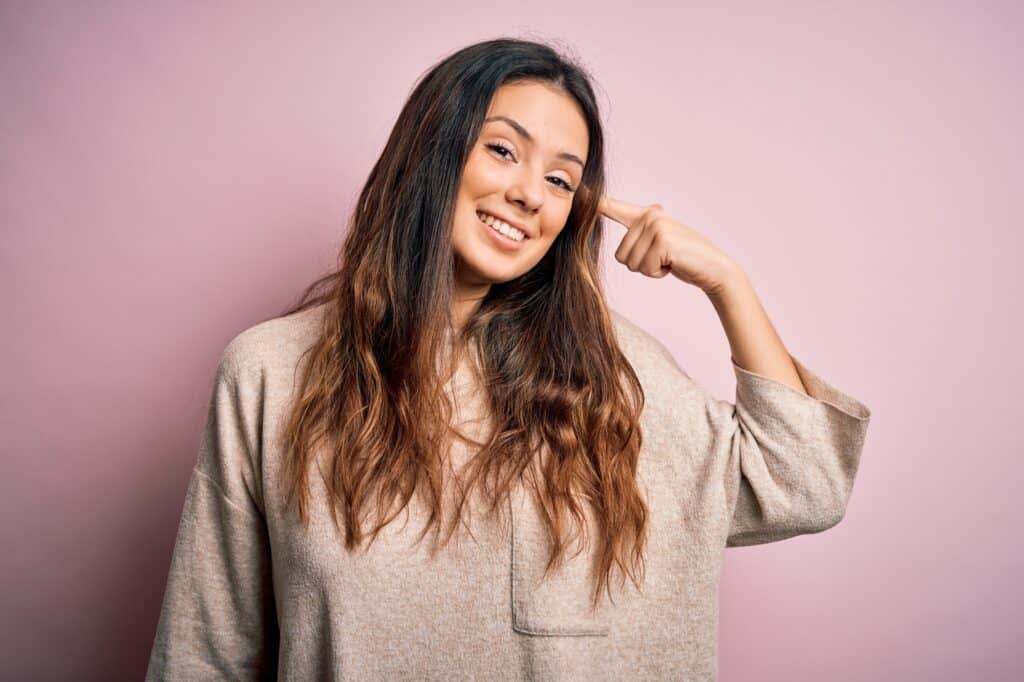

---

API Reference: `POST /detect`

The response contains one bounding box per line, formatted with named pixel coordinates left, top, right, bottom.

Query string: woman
left=146, top=38, right=871, bottom=680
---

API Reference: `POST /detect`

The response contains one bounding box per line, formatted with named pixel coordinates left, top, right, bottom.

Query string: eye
left=485, top=142, right=515, bottom=160
left=548, top=177, right=575, bottom=192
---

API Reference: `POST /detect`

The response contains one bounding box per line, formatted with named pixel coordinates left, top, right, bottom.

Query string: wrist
left=705, top=258, right=748, bottom=302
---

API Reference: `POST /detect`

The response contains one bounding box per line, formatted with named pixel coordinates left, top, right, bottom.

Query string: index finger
left=598, top=195, right=648, bottom=229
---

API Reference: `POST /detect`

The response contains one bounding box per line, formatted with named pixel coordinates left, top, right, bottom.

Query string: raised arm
left=706, top=261, right=872, bottom=545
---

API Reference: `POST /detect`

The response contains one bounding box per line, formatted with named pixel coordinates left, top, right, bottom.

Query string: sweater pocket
left=509, top=483, right=611, bottom=637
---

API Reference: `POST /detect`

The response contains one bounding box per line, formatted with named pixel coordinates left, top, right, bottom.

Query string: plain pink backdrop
left=2, top=2, right=1020, bottom=680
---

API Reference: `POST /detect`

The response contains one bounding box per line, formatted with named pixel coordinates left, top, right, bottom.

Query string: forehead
left=483, top=81, right=589, bottom=160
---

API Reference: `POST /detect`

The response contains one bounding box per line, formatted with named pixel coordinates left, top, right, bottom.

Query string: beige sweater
left=145, top=303, right=871, bottom=681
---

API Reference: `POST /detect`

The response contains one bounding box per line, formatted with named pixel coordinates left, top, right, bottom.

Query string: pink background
left=3, top=2, right=1020, bottom=680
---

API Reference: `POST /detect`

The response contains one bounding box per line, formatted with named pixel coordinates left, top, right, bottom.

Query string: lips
left=476, top=211, right=527, bottom=251
left=476, top=209, right=530, bottom=239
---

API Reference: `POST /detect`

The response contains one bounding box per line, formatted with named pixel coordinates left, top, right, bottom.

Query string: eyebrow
left=483, top=115, right=586, bottom=169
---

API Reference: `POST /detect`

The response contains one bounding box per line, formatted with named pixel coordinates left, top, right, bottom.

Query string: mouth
left=476, top=209, right=529, bottom=242
left=477, top=208, right=532, bottom=250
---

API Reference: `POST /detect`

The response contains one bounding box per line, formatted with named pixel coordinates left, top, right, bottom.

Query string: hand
left=598, top=195, right=739, bottom=295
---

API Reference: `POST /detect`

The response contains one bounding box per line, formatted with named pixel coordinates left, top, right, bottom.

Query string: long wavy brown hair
left=274, top=37, right=648, bottom=608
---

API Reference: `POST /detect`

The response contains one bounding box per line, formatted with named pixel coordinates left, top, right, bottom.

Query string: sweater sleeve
left=645, top=335, right=872, bottom=548
left=145, top=344, right=279, bottom=680
left=721, top=354, right=872, bottom=546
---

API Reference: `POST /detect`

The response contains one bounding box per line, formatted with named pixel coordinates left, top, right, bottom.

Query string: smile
left=476, top=210, right=527, bottom=242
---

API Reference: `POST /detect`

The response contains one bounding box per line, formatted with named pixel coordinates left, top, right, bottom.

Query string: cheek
left=460, top=153, right=503, bottom=195
left=538, top=208, right=572, bottom=242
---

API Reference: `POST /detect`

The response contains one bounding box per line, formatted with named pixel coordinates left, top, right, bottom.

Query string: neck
left=452, top=270, right=490, bottom=332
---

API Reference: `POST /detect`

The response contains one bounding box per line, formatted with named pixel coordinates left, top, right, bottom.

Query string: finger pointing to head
left=599, top=195, right=648, bottom=229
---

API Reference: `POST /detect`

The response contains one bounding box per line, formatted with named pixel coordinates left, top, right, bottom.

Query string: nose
left=505, top=166, right=544, bottom=215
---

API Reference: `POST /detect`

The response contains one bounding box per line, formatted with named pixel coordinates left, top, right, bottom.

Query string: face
left=451, top=80, right=589, bottom=297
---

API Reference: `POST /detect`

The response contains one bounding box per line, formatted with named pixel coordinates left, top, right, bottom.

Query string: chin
left=453, top=231, right=531, bottom=283
left=459, top=254, right=524, bottom=283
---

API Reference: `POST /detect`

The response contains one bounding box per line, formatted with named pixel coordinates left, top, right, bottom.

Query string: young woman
left=146, top=38, right=871, bottom=680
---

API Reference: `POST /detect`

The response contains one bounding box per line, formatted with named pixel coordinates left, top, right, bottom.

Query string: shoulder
left=607, top=307, right=715, bottom=420
left=608, top=307, right=683, bottom=378
left=219, top=302, right=329, bottom=381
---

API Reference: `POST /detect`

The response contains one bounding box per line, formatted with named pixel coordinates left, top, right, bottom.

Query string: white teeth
left=477, top=210, right=525, bottom=241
